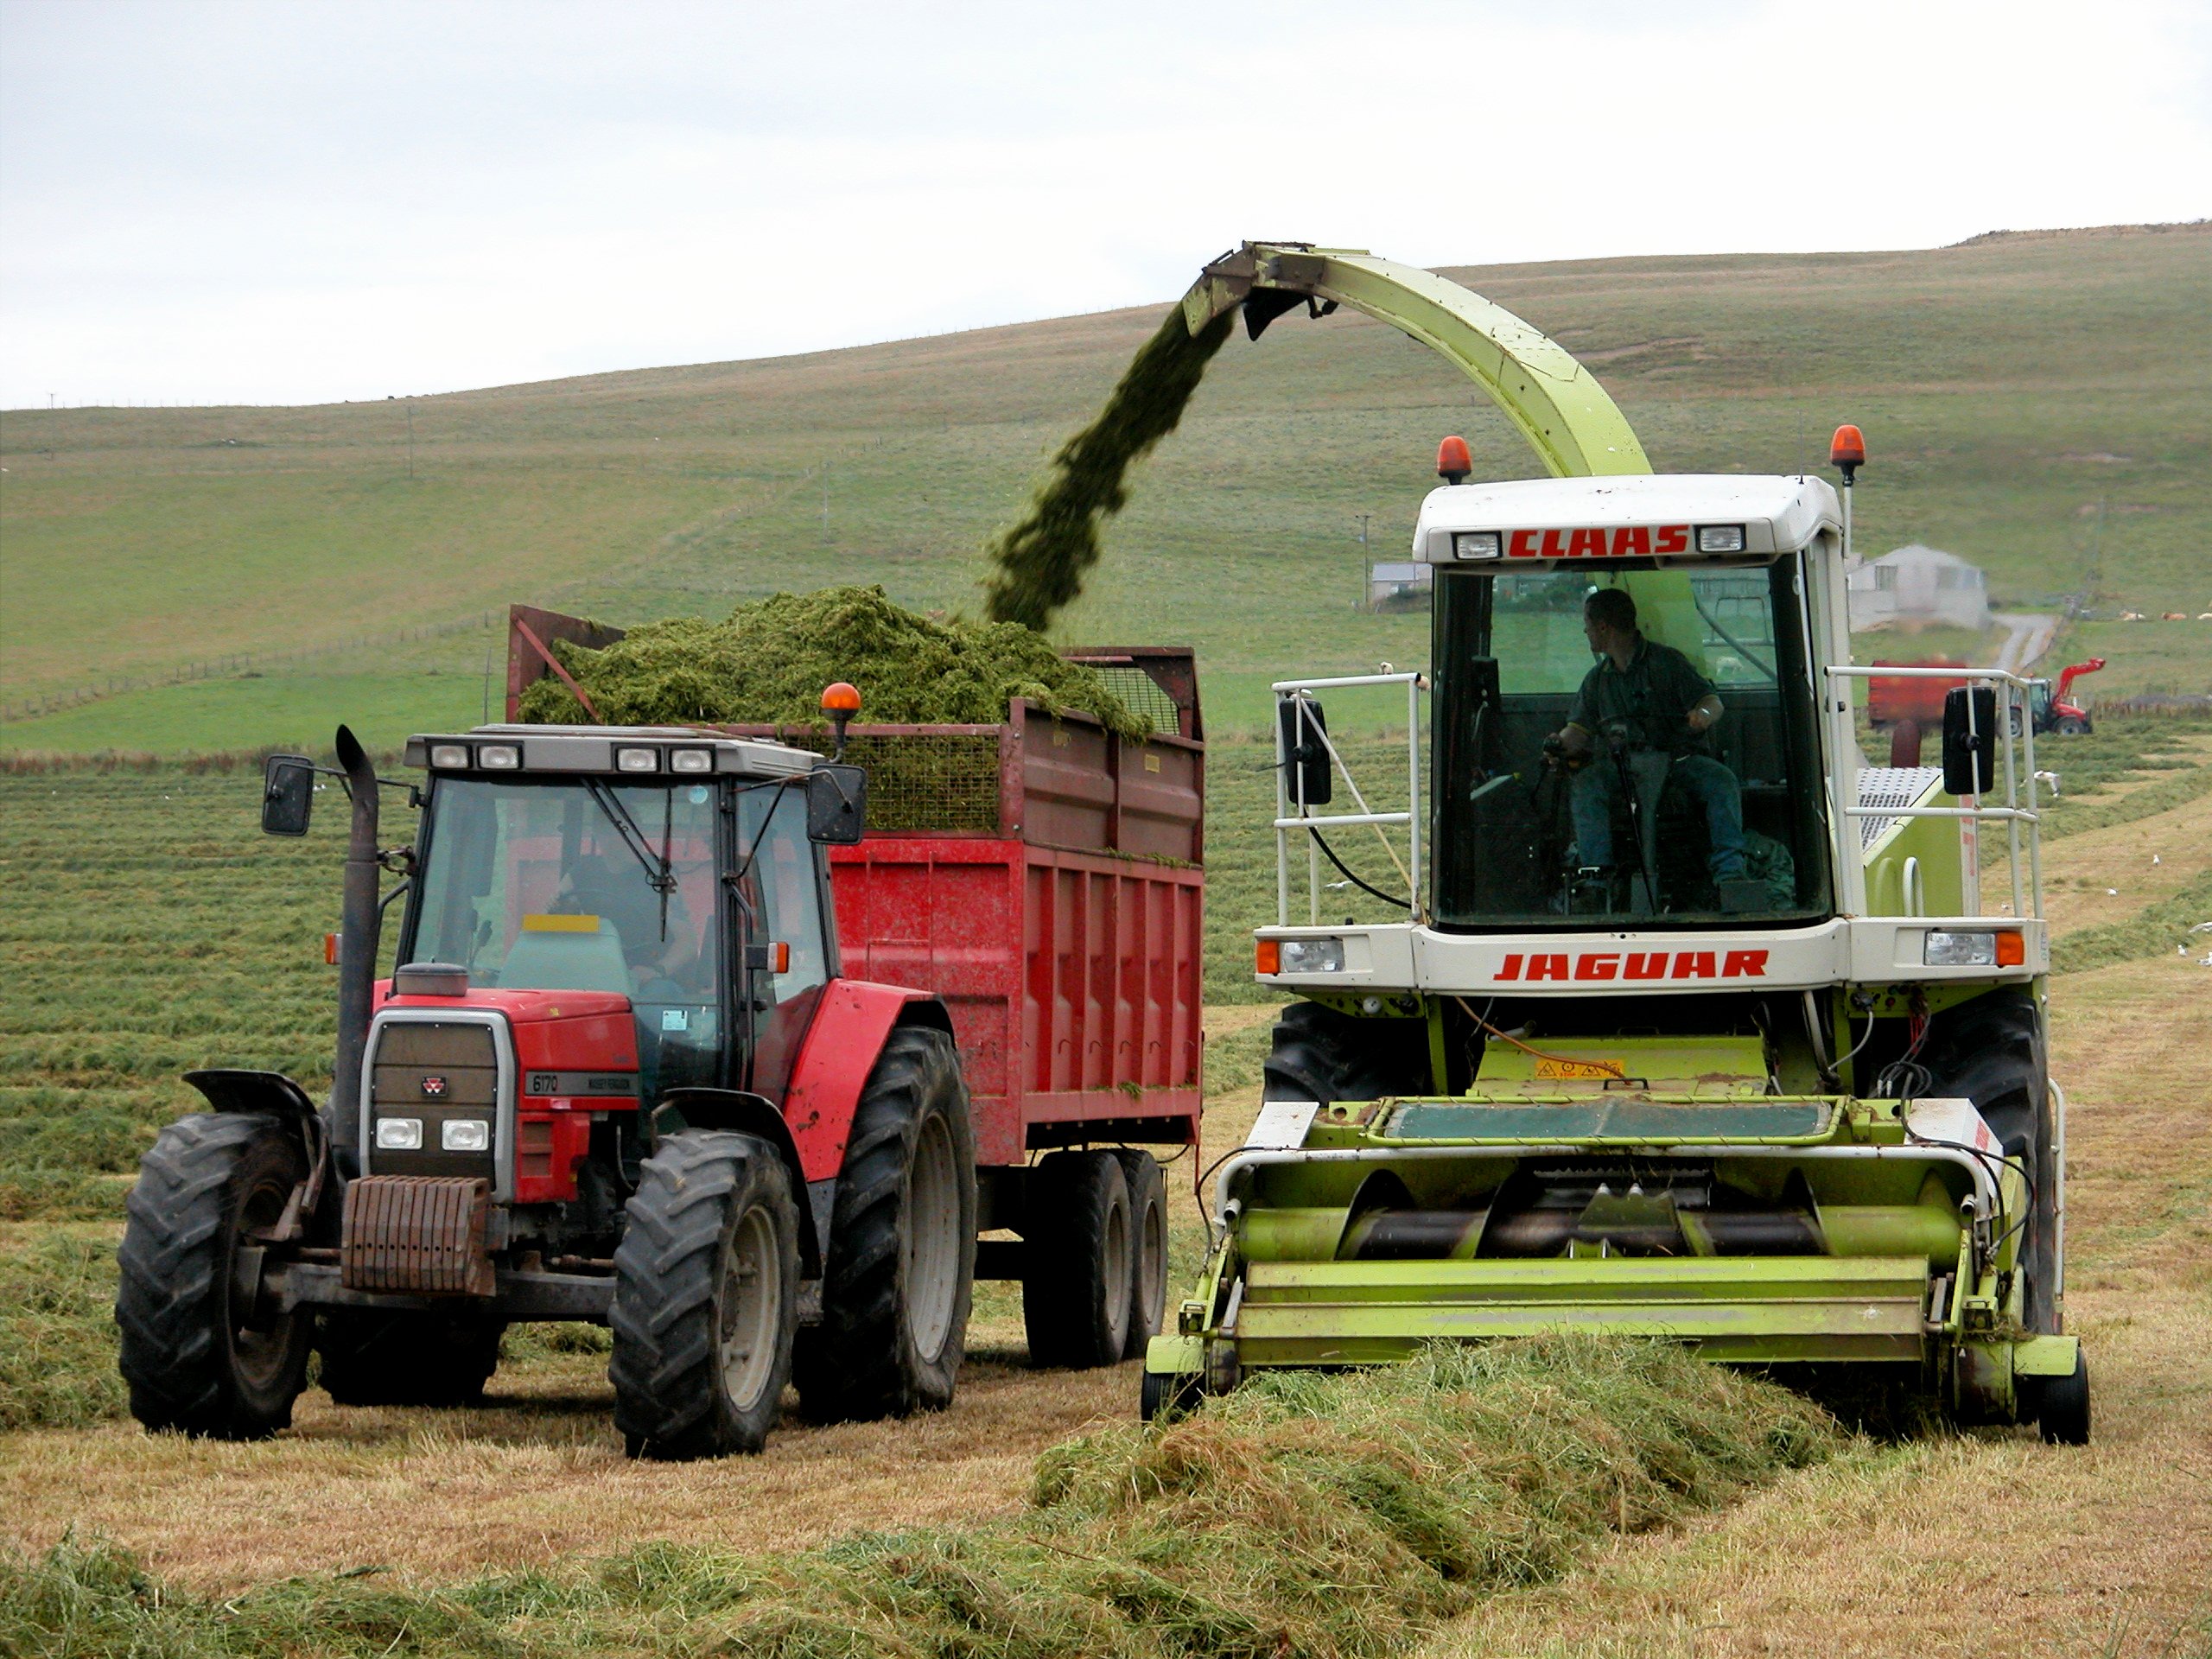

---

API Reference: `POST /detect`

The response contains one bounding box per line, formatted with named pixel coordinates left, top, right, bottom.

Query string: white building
left=1847, top=543, right=1992, bottom=632
left=1365, top=560, right=1433, bottom=612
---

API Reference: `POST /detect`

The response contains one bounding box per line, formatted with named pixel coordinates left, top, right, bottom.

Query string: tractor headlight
left=1923, top=930, right=1997, bottom=967
left=615, top=747, right=659, bottom=773
left=1452, top=531, right=1502, bottom=561
left=1278, top=937, right=1346, bottom=975
left=669, top=748, right=714, bottom=774
left=1696, top=524, right=1748, bottom=554
left=428, top=744, right=470, bottom=770
left=441, top=1118, right=491, bottom=1152
left=476, top=744, right=521, bottom=770
left=375, top=1116, right=424, bottom=1150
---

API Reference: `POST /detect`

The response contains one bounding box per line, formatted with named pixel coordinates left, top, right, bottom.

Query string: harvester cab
left=118, top=719, right=984, bottom=1460
left=1147, top=244, right=2083, bottom=1444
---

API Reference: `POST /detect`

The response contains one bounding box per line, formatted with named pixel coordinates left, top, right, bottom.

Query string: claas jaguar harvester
left=1142, top=244, right=2086, bottom=1442
left=116, top=639, right=1204, bottom=1457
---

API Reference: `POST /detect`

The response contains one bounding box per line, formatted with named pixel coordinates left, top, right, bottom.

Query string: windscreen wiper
left=582, top=780, right=677, bottom=940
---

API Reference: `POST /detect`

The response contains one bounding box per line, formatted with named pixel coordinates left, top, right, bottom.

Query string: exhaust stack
left=329, top=723, right=381, bottom=1179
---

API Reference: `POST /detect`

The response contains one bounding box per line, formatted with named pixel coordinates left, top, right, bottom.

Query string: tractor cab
left=392, top=725, right=860, bottom=1106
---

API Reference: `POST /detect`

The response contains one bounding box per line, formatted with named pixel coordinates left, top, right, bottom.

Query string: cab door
left=734, top=784, right=833, bottom=1102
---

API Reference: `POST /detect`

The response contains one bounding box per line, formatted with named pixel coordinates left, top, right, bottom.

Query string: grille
left=1083, top=666, right=1179, bottom=738
left=366, top=1018, right=502, bottom=1183
left=1856, top=766, right=1945, bottom=849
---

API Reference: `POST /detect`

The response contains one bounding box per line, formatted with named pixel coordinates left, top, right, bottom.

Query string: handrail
left=1273, top=672, right=1426, bottom=925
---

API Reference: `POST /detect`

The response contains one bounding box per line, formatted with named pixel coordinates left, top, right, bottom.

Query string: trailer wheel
left=1116, top=1150, right=1168, bottom=1360
left=1023, top=1150, right=1133, bottom=1368
left=317, top=1308, right=504, bottom=1408
left=115, top=1112, right=311, bottom=1440
left=796, top=1027, right=976, bottom=1421
left=2029, top=1349, right=2091, bottom=1446
left=609, top=1129, right=799, bottom=1459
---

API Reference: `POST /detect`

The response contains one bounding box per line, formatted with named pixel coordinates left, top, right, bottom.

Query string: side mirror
left=1941, top=686, right=1997, bottom=797
left=805, top=764, right=867, bottom=844
left=1278, top=696, right=1333, bottom=808
left=261, top=753, right=315, bottom=836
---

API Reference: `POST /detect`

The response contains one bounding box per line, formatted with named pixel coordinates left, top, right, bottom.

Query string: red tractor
left=2021, top=658, right=2105, bottom=735
left=117, top=634, right=1204, bottom=1459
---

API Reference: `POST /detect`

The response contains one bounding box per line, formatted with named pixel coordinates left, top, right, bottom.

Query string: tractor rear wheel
left=609, top=1129, right=800, bottom=1459
left=1023, top=1149, right=1133, bottom=1368
left=318, top=1308, right=504, bottom=1407
left=115, top=1112, right=312, bottom=1440
left=795, top=1027, right=976, bottom=1421
left=1116, top=1149, right=1168, bottom=1360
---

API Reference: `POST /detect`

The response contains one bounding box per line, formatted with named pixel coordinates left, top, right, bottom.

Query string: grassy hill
left=2, top=222, right=2207, bottom=754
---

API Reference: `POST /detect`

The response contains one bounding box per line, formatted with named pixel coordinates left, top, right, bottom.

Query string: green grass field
left=4, top=224, right=2206, bottom=755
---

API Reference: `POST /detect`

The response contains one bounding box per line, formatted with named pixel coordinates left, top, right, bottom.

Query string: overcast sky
left=2, top=0, right=2207, bottom=409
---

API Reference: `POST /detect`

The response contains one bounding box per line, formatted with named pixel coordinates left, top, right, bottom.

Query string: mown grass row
left=0, top=1339, right=1840, bottom=1659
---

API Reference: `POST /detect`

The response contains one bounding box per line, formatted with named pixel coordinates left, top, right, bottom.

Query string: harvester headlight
left=1278, top=937, right=1346, bottom=975
left=1924, top=930, right=1997, bottom=967
left=669, top=748, right=714, bottom=774
left=1696, top=524, right=1748, bottom=554
left=441, top=1118, right=491, bottom=1152
left=429, top=744, right=470, bottom=770
left=477, top=744, right=521, bottom=770
left=1452, top=531, right=1503, bottom=561
left=375, top=1116, right=424, bottom=1150
left=615, top=747, right=659, bottom=773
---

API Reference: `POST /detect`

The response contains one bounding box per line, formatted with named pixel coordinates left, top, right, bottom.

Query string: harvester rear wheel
left=795, top=1027, right=976, bottom=1421
left=115, top=1112, right=312, bottom=1440
left=609, top=1128, right=800, bottom=1459
left=1022, top=1150, right=1133, bottom=1368
left=1116, top=1149, right=1168, bottom=1360
left=317, top=1308, right=504, bottom=1407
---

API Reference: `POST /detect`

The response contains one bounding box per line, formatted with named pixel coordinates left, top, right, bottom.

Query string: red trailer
left=1866, top=657, right=1966, bottom=728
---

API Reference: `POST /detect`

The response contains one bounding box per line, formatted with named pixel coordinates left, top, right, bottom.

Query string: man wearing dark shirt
left=1551, top=588, right=1746, bottom=889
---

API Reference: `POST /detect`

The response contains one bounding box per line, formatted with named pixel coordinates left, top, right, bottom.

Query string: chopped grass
left=518, top=583, right=1147, bottom=737
left=0, top=1339, right=1840, bottom=1658
left=2053, top=867, right=2212, bottom=975
left=0, top=1229, right=124, bottom=1432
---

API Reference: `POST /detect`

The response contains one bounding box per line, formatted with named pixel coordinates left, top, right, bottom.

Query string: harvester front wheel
left=1023, top=1149, right=1133, bottom=1368
left=1141, top=1366, right=1203, bottom=1422
left=610, top=1129, right=800, bottom=1459
left=2027, top=1350, right=2091, bottom=1446
left=115, top=1112, right=312, bottom=1440
left=317, top=1308, right=504, bottom=1408
left=796, top=1027, right=976, bottom=1421
left=1116, top=1149, right=1168, bottom=1360
left=1262, top=1000, right=1429, bottom=1106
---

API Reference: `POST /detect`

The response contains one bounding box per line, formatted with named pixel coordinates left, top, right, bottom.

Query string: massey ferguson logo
left=420, top=1075, right=448, bottom=1097
left=1507, top=524, right=1690, bottom=559
left=1497, top=949, right=1769, bottom=982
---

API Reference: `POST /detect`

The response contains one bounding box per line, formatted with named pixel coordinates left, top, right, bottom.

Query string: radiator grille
left=366, top=1018, right=502, bottom=1184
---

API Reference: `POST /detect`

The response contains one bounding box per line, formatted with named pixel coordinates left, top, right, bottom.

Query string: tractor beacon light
left=822, top=681, right=861, bottom=760
left=1436, top=435, right=1472, bottom=485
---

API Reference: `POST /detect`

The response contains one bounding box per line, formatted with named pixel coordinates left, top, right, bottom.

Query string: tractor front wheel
left=115, top=1112, right=312, bottom=1440
left=796, top=1027, right=976, bottom=1421
left=609, top=1129, right=800, bottom=1459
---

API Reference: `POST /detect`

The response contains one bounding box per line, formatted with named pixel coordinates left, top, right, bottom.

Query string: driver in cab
left=1548, top=588, right=1746, bottom=898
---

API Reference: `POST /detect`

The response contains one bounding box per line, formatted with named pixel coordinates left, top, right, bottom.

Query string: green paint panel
left=1384, top=1099, right=1834, bottom=1143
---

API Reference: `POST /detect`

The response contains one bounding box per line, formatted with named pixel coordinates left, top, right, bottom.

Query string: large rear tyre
left=317, top=1308, right=504, bottom=1407
left=1262, top=1000, right=1429, bottom=1106
left=795, top=1027, right=976, bottom=1421
left=1022, top=1149, right=1132, bottom=1368
left=1116, top=1149, right=1168, bottom=1360
left=609, top=1129, right=800, bottom=1459
left=116, top=1113, right=312, bottom=1440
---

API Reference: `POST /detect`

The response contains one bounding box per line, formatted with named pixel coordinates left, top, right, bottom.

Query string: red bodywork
left=1866, top=658, right=1965, bottom=726
left=2051, top=658, right=2105, bottom=717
